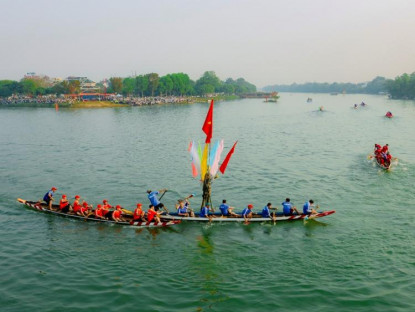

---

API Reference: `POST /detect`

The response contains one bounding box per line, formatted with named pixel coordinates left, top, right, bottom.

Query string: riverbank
left=0, top=94, right=240, bottom=108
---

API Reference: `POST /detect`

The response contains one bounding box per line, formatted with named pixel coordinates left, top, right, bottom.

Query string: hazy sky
left=1, top=0, right=415, bottom=87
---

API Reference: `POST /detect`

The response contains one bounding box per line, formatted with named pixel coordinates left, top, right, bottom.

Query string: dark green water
left=1, top=93, right=414, bottom=312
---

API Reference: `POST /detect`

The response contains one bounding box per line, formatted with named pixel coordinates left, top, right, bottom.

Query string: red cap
left=116, top=205, right=121, bottom=209
left=137, top=203, right=142, bottom=207
left=103, top=199, right=108, bottom=203
left=247, top=204, right=253, bottom=209
left=75, top=195, right=80, bottom=199
left=83, top=202, right=88, bottom=207
left=51, top=187, right=57, bottom=191
left=62, top=194, right=66, bottom=198
left=97, top=204, right=102, bottom=208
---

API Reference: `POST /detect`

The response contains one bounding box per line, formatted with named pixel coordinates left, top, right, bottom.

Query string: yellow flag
left=201, top=144, right=209, bottom=180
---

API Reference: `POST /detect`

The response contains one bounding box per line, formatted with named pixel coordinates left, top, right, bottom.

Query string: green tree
left=109, top=77, right=123, bottom=94
left=135, top=75, right=149, bottom=97
left=122, top=77, right=135, bottom=95
left=147, top=73, right=159, bottom=96
left=0, top=80, right=20, bottom=96
left=195, top=71, right=222, bottom=95
left=68, top=80, right=81, bottom=94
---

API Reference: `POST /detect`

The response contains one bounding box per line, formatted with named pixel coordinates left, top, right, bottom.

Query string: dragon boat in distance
left=375, top=157, right=391, bottom=170
left=161, top=210, right=336, bottom=223
left=17, top=198, right=181, bottom=228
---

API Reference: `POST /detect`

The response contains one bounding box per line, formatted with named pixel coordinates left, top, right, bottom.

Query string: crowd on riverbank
left=0, top=94, right=211, bottom=107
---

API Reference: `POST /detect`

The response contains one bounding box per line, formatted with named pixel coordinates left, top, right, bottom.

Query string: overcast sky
left=1, top=0, right=414, bottom=87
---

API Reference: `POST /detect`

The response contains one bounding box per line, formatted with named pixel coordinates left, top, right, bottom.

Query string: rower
left=147, top=204, right=161, bottom=223
left=261, top=203, right=274, bottom=218
left=176, top=199, right=191, bottom=217
left=101, top=199, right=112, bottom=219
left=94, top=204, right=105, bottom=219
left=303, top=200, right=317, bottom=215
left=80, top=201, right=92, bottom=217
left=281, top=198, right=299, bottom=215
left=59, top=194, right=71, bottom=213
left=43, top=187, right=57, bottom=210
left=112, top=205, right=124, bottom=222
left=219, top=199, right=238, bottom=217
left=241, top=204, right=254, bottom=223
left=72, top=195, right=82, bottom=215
left=133, top=203, right=146, bottom=222
left=200, top=203, right=214, bottom=218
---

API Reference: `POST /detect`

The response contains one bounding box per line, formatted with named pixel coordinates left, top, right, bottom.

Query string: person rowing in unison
left=133, top=203, right=146, bottom=222
left=176, top=198, right=194, bottom=217
left=241, top=204, right=254, bottom=223
left=72, top=195, right=82, bottom=215
left=200, top=203, right=214, bottom=218
left=112, top=205, right=124, bottom=222
left=94, top=204, right=105, bottom=219
left=43, top=187, right=57, bottom=210
left=281, top=198, right=300, bottom=215
left=219, top=199, right=238, bottom=217
left=80, top=201, right=92, bottom=217
left=147, top=204, right=162, bottom=223
left=302, top=200, right=318, bottom=216
left=101, top=199, right=112, bottom=219
left=59, top=194, right=71, bottom=213
left=147, top=189, right=167, bottom=212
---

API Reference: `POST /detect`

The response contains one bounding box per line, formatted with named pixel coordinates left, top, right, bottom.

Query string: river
left=0, top=93, right=414, bottom=311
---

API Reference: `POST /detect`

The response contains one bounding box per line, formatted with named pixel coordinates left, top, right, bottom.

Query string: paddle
left=158, top=189, right=168, bottom=201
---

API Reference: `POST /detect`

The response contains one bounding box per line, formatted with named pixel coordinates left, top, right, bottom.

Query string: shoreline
left=0, top=95, right=241, bottom=108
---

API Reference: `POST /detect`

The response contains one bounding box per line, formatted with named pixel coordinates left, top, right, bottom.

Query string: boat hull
left=161, top=210, right=335, bottom=222
left=17, top=199, right=180, bottom=228
left=375, top=157, right=391, bottom=170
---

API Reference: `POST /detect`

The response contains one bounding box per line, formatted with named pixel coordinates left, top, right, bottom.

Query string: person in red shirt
left=72, top=195, right=82, bottom=215
left=80, top=201, right=92, bottom=217
left=112, top=205, right=124, bottom=222
left=94, top=204, right=105, bottom=219
left=133, top=203, right=146, bottom=222
left=59, top=194, right=70, bottom=213
left=147, top=204, right=161, bottom=223
left=101, top=199, right=112, bottom=218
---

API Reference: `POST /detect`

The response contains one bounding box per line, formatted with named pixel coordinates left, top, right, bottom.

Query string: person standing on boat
left=147, top=189, right=167, bottom=212
left=59, top=194, right=70, bottom=213
left=241, top=204, right=254, bottom=222
left=219, top=199, right=238, bottom=217
left=43, top=187, right=57, bottom=210
left=303, top=200, right=317, bottom=215
left=282, top=198, right=299, bottom=215
left=133, top=203, right=146, bottom=222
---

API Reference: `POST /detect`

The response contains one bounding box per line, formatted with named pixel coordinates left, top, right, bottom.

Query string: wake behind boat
left=17, top=198, right=180, bottom=228
left=161, top=210, right=335, bottom=222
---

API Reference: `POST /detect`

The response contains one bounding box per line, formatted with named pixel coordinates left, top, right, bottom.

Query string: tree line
left=263, top=76, right=388, bottom=95
left=0, top=71, right=256, bottom=97
left=384, top=72, right=415, bottom=100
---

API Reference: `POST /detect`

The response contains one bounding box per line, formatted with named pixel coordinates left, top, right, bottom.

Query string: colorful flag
left=219, top=141, right=238, bottom=174
left=202, top=100, right=214, bottom=143
left=191, top=162, right=198, bottom=178
left=200, top=144, right=209, bottom=179
left=189, top=140, right=201, bottom=173
left=210, top=139, right=224, bottom=176
left=209, top=140, right=219, bottom=167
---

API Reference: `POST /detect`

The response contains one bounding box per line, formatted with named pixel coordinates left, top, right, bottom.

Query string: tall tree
left=109, top=77, right=123, bottom=94
left=135, top=75, right=149, bottom=97
left=147, top=73, right=159, bottom=96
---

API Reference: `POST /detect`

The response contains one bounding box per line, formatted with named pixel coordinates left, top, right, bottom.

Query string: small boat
left=161, top=210, right=335, bottom=222
left=17, top=198, right=181, bottom=228
left=385, top=111, right=393, bottom=118
left=375, top=156, right=391, bottom=170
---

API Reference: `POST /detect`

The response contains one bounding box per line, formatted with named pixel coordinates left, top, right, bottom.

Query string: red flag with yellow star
left=202, top=100, right=214, bottom=143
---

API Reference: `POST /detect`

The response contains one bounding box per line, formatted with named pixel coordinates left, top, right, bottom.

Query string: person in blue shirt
left=147, top=189, right=167, bottom=212
left=200, top=203, right=214, bottom=218
left=262, top=203, right=273, bottom=218
left=241, top=204, right=253, bottom=223
left=43, top=187, right=57, bottom=210
left=281, top=198, right=299, bottom=215
left=303, top=200, right=318, bottom=215
left=219, top=199, right=238, bottom=217
left=176, top=198, right=194, bottom=217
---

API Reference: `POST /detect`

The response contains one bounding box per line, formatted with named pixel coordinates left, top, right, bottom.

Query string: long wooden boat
left=17, top=198, right=181, bottom=228
left=161, top=210, right=335, bottom=222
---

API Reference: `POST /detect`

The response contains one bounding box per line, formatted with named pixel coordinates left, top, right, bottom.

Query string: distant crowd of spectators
left=0, top=94, right=193, bottom=106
